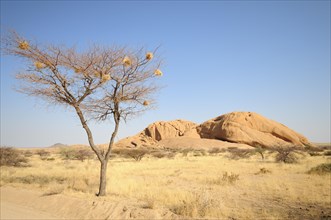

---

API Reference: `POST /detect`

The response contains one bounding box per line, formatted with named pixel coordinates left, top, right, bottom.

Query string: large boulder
left=114, top=133, right=158, bottom=148
left=197, top=112, right=311, bottom=148
left=143, top=120, right=200, bottom=141
left=115, top=120, right=199, bottom=148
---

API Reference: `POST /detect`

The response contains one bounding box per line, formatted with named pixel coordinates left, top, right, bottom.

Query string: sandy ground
left=1, top=201, right=60, bottom=220
left=0, top=186, right=178, bottom=220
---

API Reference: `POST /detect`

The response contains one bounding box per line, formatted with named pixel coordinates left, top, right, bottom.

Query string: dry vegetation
left=1, top=146, right=331, bottom=219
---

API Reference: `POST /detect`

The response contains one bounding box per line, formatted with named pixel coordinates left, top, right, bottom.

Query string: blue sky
left=1, top=1, right=330, bottom=147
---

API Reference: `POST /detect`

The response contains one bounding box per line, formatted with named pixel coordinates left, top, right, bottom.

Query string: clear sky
left=1, top=1, right=330, bottom=147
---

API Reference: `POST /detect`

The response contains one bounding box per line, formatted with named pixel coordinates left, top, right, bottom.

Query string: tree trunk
left=98, top=159, right=108, bottom=196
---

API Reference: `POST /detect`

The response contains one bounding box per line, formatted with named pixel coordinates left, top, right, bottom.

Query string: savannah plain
left=1, top=142, right=330, bottom=219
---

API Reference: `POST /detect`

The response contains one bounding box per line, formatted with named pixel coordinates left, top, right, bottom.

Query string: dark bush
left=303, top=146, right=323, bottom=157
left=254, top=146, right=266, bottom=160
left=308, top=151, right=321, bottom=156
left=324, top=150, right=331, bottom=156
left=151, top=151, right=167, bottom=158
left=120, top=148, right=149, bottom=161
left=180, top=148, right=194, bottom=156
left=23, top=150, right=33, bottom=157
left=271, top=147, right=303, bottom=164
left=74, top=149, right=94, bottom=161
left=227, top=148, right=254, bottom=160
left=208, top=147, right=224, bottom=155
left=59, top=148, right=94, bottom=161
left=307, top=163, right=331, bottom=175
left=36, top=149, right=51, bottom=160
left=0, top=147, right=29, bottom=167
left=319, top=145, right=331, bottom=151
left=192, top=149, right=206, bottom=157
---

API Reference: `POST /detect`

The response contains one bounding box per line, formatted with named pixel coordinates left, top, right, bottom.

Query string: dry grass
left=1, top=150, right=330, bottom=219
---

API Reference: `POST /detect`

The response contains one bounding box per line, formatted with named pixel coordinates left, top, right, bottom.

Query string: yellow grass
left=1, top=152, right=330, bottom=219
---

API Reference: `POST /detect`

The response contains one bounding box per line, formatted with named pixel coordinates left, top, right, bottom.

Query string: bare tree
left=2, top=31, right=163, bottom=196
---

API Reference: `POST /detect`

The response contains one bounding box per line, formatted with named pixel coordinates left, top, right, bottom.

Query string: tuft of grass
left=307, top=163, right=331, bottom=175
left=142, top=194, right=156, bottom=209
left=171, top=191, right=215, bottom=218
left=42, top=186, right=64, bottom=196
left=207, top=172, right=239, bottom=185
left=255, top=167, right=271, bottom=175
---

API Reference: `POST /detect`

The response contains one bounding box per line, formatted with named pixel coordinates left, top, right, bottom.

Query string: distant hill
left=48, top=143, right=68, bottom=148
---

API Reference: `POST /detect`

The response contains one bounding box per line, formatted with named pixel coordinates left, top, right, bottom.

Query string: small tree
left=254, top=146, right=266, bottom=160
left=271, top=147, right=303, bottom=164
left=2, top=31, right=163, bottom=196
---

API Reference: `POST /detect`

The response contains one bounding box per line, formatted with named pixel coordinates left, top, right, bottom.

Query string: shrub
left=272, top=147, right=303, bottom=163
left=319, top=145, right=331, bottom=151
left=0, top=147, right=29, bottom=167
left=23, top=150, right=33, bottom=157
left=121, top=148, right=149, bottom=161
left=303, top=146, right=323, bottom=157
left=74, top=149, right=94, bottom=161
left=227, top=149, right=254, bottom=160
left=308, top=152, right=321, bottom=156
left=36, top=149, right=51, bottom=160
left=193, top=149, right=207, bottom=157
left=208, top=147, right=224, bottom=155
left=307, top=163, right=331, bottom=175
left=59, top=148, right=76, bottom=160
left=151, top=151, right=167, bottom=159
left=324, top=151, right=331, bottom=156
left=150, top=149, right=176, bottom=159
left=5, top=175, right=67, bottom=187
left=254, top=146, right=266, bottom=160
left=59, top=148, right=94, bottom=161
left=180, top=148, right=194, bottom=157
left=166, top=152, right=176, bottom=159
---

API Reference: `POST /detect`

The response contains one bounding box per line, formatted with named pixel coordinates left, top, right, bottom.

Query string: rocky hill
left=115, top=112, right=312, bottom=149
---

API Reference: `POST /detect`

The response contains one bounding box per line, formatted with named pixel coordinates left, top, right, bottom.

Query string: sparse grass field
left=1, top=148, right=330, bottom=219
